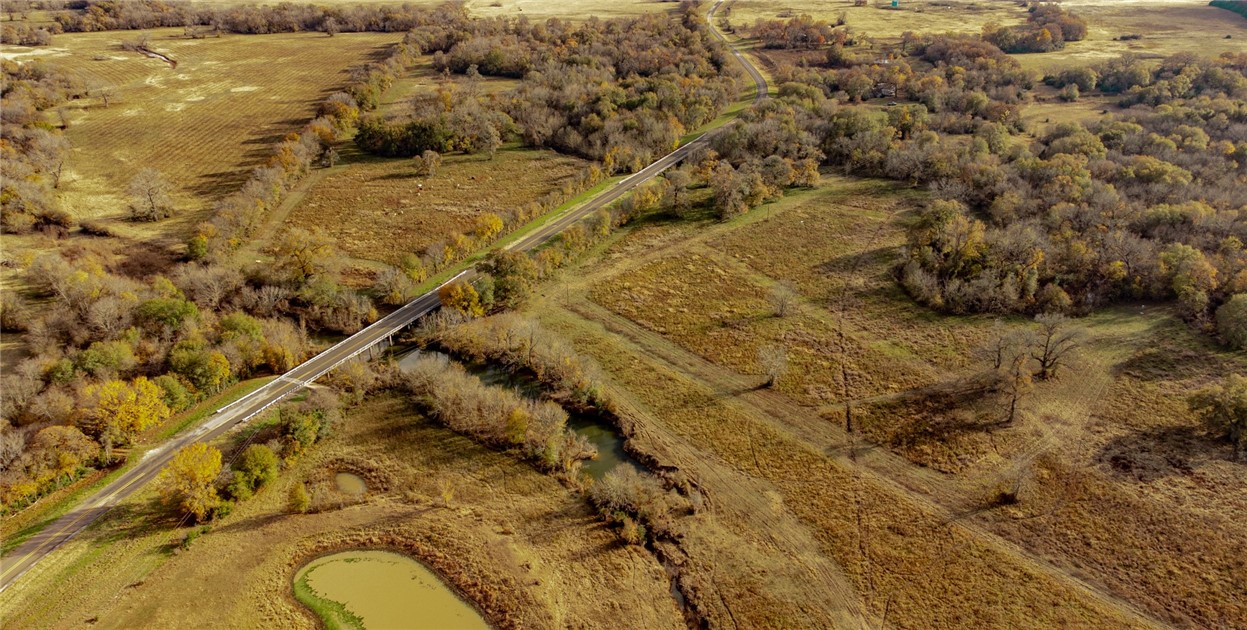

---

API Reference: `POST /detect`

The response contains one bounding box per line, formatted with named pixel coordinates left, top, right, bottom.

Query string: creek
left=394, top=347, right=640, bottom=479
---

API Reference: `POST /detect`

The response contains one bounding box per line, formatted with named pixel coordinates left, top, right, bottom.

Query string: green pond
left=295, top=550, right=490, bottom=630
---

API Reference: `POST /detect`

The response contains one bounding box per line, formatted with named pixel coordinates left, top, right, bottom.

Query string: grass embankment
left=293, top=571, right=365, bottom=630
left=153, top=376, right=274, bottom=440
left=0, top=376, right=273, bottom=555
left=1210, top=0, right=1247, bottom=19
left=410, top=174, right=624, bottom=294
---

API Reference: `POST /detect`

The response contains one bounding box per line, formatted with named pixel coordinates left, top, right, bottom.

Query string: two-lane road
left=0, top=0, right=766, bottom=594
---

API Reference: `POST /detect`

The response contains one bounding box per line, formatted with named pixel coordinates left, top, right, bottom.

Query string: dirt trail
left=552, top=296, right=1165, bottom=628
left=594, top=354, right=873, bottom=628
left=541, top=199, right=1169, bottom=627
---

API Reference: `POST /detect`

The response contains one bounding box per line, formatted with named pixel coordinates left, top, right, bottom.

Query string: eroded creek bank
left=394, top=346, right=643, bottom=480
left=392, top=345, right=702, bottom=626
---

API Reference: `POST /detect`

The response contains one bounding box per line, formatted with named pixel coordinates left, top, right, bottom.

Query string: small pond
left=295, top=550, right=489, bottom=630
left=335, top=472, right=367, bottom=496
left=393, top=346, right=641, bottom=479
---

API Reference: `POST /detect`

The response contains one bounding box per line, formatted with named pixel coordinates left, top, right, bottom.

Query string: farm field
left=0, top=393, right=682, bottom=629
left=519, top=174, right=1247, bottom=628
left=1, top=29, right=400, bottom=245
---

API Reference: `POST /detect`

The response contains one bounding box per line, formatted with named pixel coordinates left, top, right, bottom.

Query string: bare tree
left=978, top=322, right=1037, bottom=425
left=1031, top=313, right=1083, bottom=380
left=976, top=319, right=1036, bottom=371
left=758, top=344, right=788, bottom=388
left=97, top=84, right=114, bottom=108
left=127, top=167, right=175, bottom=221
left=770, top=282, right=797, bottom=318
left=323, top=16, right=340, bottom=37
left=29, top=130, right=70, bottom=189
left=998, top=346, right=1033, bottom=425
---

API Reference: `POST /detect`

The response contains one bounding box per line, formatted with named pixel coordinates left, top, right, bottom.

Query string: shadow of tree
left=1096, top=424, right=1235, bottom=483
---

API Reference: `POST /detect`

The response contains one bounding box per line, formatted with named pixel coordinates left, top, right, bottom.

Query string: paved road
left=0, top=1, right=766, bottom=594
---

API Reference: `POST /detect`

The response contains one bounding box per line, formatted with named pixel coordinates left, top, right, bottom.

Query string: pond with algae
left=294, top=550, right=490, bottom=630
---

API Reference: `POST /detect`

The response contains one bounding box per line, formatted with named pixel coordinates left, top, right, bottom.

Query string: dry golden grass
left=17, top=28, right=399, bottom=242
left=281, top=146, right=587, bottom=266
left=727, top=0, right=1244, bottom=70
left=541, top=170, right=1247, bottom=627
left=379, top=56, right=521, bottom=115
left=534, top=300, right=1151, bottom=629
left=0, top=394, right=683, bottom=629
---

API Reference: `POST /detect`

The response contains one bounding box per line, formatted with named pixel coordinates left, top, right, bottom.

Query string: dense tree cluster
left=154, top=392, right=339, bottom=523
left=0, top=60, right=84, bottom=234
left=0, top=247, right=320, bottom=510
left=750, top=14, right=844, bottom=50
left=358, top=4, right=741, bottom=172
left=894, top=53, right=1246, bottom=338
left=1, top=23, right=55, bottom=45
left=982, top=2, right=1087, bottom=54
left=685, top=40, right=1244, bottom=346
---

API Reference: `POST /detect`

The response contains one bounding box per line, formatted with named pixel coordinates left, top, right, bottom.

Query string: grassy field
left=726, top=0, right=1245, bottom=71
left=518, top=172, right=1247, bottom=628
left=279, top=146, right=588, bottom=267
left=379, top=56, right=521, bottom=116
left=0, top=394, right=683, bottom=629
left=0, top=29, right=399, bottom=246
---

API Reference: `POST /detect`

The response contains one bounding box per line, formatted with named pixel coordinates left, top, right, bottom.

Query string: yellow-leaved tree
left=78, top=376, right=171, bottom=447
left=438, top=281, right=484, bottom=317
left=157, top=443, right=222, bottom=523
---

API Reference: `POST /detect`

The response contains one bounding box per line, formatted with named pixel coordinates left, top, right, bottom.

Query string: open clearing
left=726, top=0, right=1244, bottom=70
left=0, top=394, right=682, bottom=629
left=525, top=173, right=1247, bottom=628
left=1, top=29, right=399, bottom=244
left=280, top=146, right=588, bottom=267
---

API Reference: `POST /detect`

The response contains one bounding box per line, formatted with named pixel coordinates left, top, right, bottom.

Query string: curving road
left=0, top=0, right=765, bottom=595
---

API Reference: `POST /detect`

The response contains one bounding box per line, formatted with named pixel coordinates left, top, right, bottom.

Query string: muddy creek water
left=296, top=550, right=489, bottom=629
left=395, top=347, right=640, bottom=479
